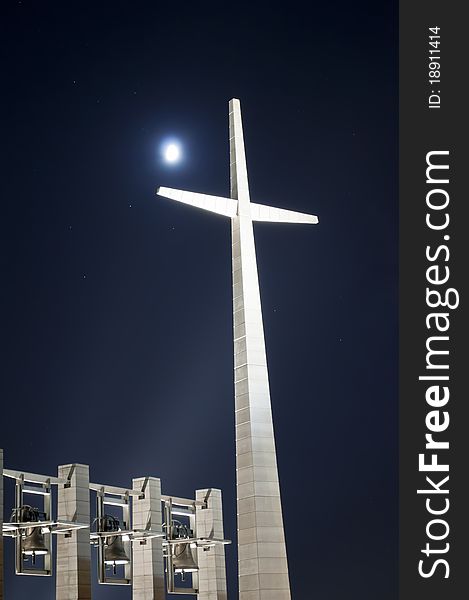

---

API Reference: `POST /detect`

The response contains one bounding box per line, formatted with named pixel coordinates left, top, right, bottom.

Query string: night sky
left=1, top=2, right=397, bottom=599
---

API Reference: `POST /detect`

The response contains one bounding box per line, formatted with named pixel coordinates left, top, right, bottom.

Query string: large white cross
left=157, top=98, right=318, bottom=600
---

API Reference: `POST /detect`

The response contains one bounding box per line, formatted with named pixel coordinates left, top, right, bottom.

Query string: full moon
left=164, top=143, right=181, bottom=163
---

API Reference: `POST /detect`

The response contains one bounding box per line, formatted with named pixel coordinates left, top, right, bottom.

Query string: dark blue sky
left=1, top=2, right=397, bottom=598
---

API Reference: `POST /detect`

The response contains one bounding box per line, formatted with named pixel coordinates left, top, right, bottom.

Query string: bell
left=104, top=535, right=130, bottom=566
left=12, top=505, right=48, bottom=559
left=172, top=541, right=198, bottom=572
left=22, top=526, right=48, bottom=557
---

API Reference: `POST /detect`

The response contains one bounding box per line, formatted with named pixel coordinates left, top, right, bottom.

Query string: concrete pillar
left=195, top=488, right=227, bottom=600
left=0, top=449, right=3, bottom=600
left=132, top=477, right=165, bottom=600
left=56, top=464, right=91, bottom=600
left=230, top=99, right=291, bottom=600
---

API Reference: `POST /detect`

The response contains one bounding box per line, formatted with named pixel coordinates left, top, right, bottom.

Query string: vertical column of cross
left=195, top=488, right=227, bottom=600
left=229, top=99, right=291, bottom=600
left=132, top=477, right=164, bottom=600
left=56, top=464, right=91, bottom=600
left=0, top=449, right=4, bottom=600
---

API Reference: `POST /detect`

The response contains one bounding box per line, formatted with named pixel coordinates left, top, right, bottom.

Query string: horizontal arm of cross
left=156, top=187, right=318, bottom=224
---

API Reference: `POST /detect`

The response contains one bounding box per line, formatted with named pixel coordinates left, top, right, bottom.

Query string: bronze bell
left=11, top=505, right=48, bottom=559
left=172, top=541, right=198, bottom=572
left=22, top=526, right=48, bottom=557
left=104, top=535, right=130, bottom=566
